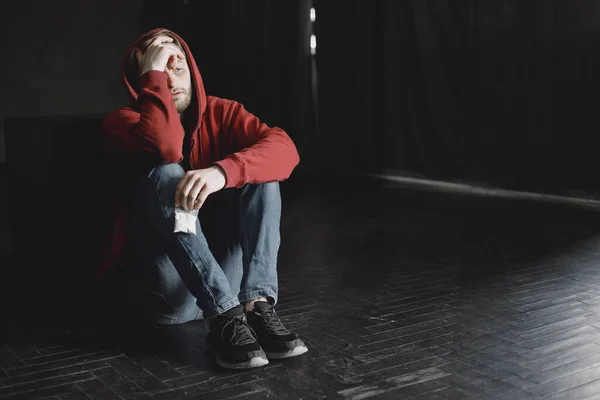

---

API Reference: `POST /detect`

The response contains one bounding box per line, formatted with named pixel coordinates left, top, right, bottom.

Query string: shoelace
left=221, top=315, right=258, bottom=346
left=260, top=309, right=291, bottom=335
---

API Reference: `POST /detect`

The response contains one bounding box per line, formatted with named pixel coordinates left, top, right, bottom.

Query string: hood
left=121, top=28, right=207, bottom=129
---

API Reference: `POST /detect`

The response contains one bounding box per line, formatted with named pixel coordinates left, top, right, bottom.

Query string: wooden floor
left=2, top=179, right=600, bottom=399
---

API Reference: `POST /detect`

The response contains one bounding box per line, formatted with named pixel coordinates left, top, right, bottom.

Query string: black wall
left=0, top=0, right=145, bottom=275
left=316, top=0, right=600, bottom=198
left=0, top=0, right=145, bottom=163
left=6, top=1, right=600, bottom=196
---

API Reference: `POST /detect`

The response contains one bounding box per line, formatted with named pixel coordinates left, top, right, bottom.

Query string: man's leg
left=201, top=182, right=280, bottom=306
left=125, top=163, right=268, bottom=368
left=201, top=182, right=308, bottom=359
left=122, top=253, right=203, bottom=325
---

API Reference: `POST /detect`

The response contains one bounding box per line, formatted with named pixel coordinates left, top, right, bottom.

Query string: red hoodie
left=98, top=28, right=300, bottom=277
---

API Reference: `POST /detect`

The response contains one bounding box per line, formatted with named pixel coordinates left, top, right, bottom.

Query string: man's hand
left=175, top=166, right=227, bottom=210
left=136, top=35, right=185, bottom=75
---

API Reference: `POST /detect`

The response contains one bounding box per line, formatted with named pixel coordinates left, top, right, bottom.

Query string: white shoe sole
left=266, top=345, right=309, bottom=359
left=216, top=355, right=269, bottom=369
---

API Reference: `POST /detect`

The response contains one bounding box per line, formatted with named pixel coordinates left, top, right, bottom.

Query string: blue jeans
left=123, top=163, right=281, bottom=324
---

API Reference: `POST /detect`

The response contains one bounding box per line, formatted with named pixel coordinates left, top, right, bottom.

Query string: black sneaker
left=205, top=305, right=269, bottom=369
left=245, top=301, right=308, bottom=359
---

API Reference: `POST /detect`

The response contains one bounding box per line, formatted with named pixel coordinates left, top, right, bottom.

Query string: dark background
left=4, top=0, right=600, bottom=194
left=3, top=0, right=600, bottom=313
left=144, top=0, right=600, bottom=198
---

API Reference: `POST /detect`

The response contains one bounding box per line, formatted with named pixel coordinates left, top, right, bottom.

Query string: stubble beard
left=175, top=94, right=192, bottom=113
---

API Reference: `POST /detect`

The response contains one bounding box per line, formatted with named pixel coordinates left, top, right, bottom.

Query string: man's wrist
left=139, top=70, right=169, bottom=89
left=141, top=66, right=165, bottom=76
left=212, top=164, right=228, bottom=185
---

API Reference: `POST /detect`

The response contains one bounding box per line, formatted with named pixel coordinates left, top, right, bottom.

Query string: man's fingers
left=135, top=48, right=143, bottom=64
left=187, top=179, right=205, bottom=211
left=175, top=170, right=220, bottom=210
left=181, top=180, right=193, bottom=210
left=168, top=55, right=178, bottom=69
left=151, top=36, right=173, bottom=46
left=175, top=174, right=192, bottom=208
left=160, top=43, right=185, bottom=59
left=194, top=186, right=212, bottom=210
left=170, top=49, right=185, bottom=61
left=141, top=43, right=185, bottom=73
left=175, top=178, right=184, bottom=207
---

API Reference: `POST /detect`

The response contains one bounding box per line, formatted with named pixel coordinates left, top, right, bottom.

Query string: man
left=99, top=28, right=307, bottom=369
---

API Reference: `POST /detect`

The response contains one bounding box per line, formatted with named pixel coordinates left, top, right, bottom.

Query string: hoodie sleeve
left=213, top=100, right=300, bottom=189
left=101, top=70, right=184, bottom=164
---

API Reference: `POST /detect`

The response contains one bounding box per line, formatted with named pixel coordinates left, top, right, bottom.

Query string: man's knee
left=239, top=182, right=282, bottom=220
left=243, top=181, right=281, bottom=201
left=133, top=163, right=184, bottom=204
left=260, top=181, right=280, bottom=194
left=148, top=163, right=185, bottom=183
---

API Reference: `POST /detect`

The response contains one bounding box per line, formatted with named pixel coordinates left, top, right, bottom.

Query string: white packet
left=174, top=207, right=199, bottom=235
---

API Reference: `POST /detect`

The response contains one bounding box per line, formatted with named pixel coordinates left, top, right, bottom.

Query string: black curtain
left=316, top=0, right=600, bottom=197
left=142, top=0, right=317, bottom=175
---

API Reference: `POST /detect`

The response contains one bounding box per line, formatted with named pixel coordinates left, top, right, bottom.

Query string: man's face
left=166, top=56, right=192, bottom=113
left=139, top=35, right=192, bottom=113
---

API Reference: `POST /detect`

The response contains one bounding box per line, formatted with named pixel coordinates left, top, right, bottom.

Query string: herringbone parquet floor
left=2, top=181, right=600, bottom=399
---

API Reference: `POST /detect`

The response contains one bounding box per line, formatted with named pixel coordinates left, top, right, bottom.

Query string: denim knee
left=241, top=181, right=281, bottom=203
left=261, top=181, right=281, bottom=197
left=148, top=163, right=185, bottom=182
